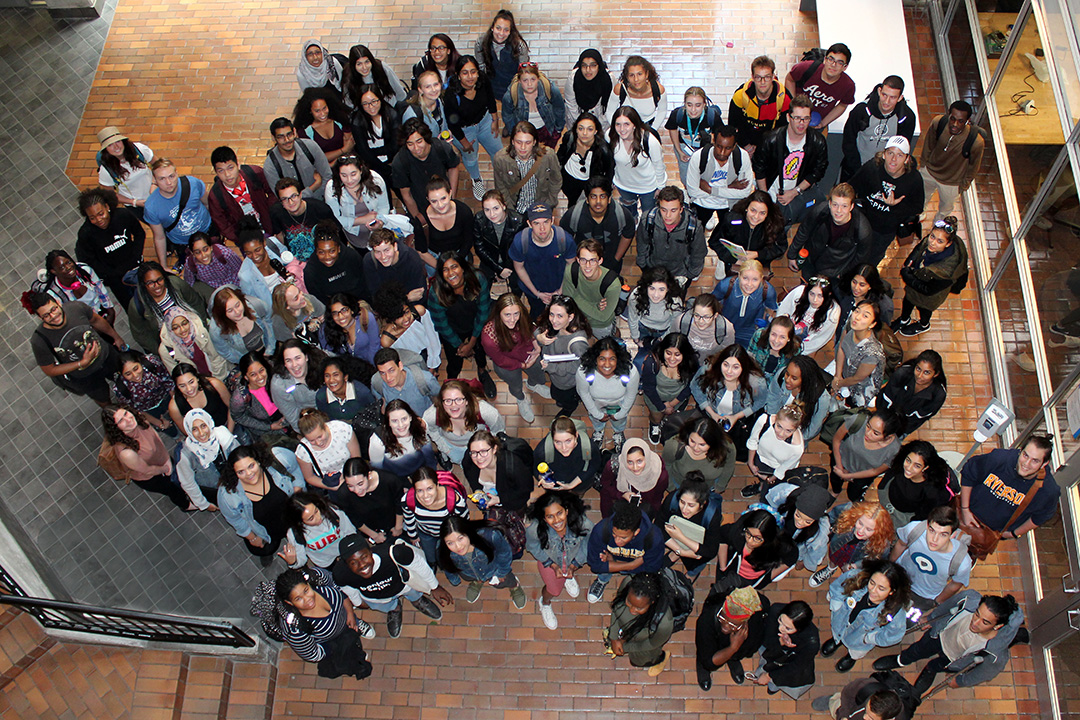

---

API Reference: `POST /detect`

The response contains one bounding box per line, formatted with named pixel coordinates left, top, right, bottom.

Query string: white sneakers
left=538, top=601, right=557, bottom=630
left=517, top=396, right=535, bottom=423
left=527, top=382, right=552, bottom=399
left=563, top=576, right=580, bottom=598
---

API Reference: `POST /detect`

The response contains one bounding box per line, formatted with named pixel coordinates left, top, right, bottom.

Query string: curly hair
left=330, top=155, right=381, bottom=201
left=610, top=571, right=666, bottom=640
left=78, top=187, right=118, bottom=217
left=100, top=404, right=149, bottom=452
left=841, top=558, right=911, bottom=623
left=293, top=86, right=351, bottom=132
left=273, top=338, right=327, bottom=389
left=834, top=502, right=895, bottom=559
left=633, top=266, right=679, bottom=317
left=650, top=332, right=698, bottom=382
left=369, top=281, right=410, bottom=324
left=219, top=443, right=284, bottom=493
left=579, top=336, right=632, bottom=377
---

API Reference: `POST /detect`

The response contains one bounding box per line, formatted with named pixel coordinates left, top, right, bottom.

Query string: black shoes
left=820, top=638, right=841, bottom=657
left=478, top=370, right=497, bottom=399
left=740, top=482, right=761, bottom=499
left=696, top=662, right=712, bottom=691
left=835, top=654, right=856, bottom=673
left=387, top=603, right=403, bottom=638
left=411, top=595, right=443, bottom=620
left=728, top=660, right=745, bottom=684
left=873, top=654, right=902, bottom=671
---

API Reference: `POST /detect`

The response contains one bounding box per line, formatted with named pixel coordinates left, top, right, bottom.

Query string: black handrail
left=0, top=566, right=255, bottom=649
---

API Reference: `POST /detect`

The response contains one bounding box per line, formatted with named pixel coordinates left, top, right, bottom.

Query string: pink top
left=251, top=386, right=279, bottom=416
left=481, top=321, right=533, bottom=370
left=122, top=426, right=169, bottom=482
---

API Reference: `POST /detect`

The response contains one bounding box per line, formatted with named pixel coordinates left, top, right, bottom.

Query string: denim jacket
left=766, top=482, right=831, bottom=570
left=207, top=286, right=277, bottom=364
left=828, top=567, right=908, bottom=656
left=446, top=527, right=513, bottom=582
left=217, top=447, right=305, bottom=542
left=764, top=377, right=831, bottom=440
left=691, top=367, right=767, bottom=416
left=501, top=79, right=566, bottom=134
left=525, top=516, right=595, bottom=569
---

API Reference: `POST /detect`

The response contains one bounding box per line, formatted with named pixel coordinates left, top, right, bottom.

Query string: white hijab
left=183, top=408, right=237, bottom=468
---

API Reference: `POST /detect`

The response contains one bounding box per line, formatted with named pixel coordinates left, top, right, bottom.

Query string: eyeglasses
left=338, top=155, right=359, bottom=163
left=824, top=55, right=848, bottom=66
left=693, top=313, right=714, bottom=321
left=752, top=74, right=774, bottom=82
left=430, top=45, right=448, bottom=51
left=443, top=397, right=467, bottom=406
left=280, top=193, right=301, bottom=203
left=578, top=257, right=600, bottom=265
left=274, top=131, right=296, bottom=141
left=361, top=98, right=381, bottom=107
left=330, top=307, right=352, bottom=317
left=808, top=276, right=830, bottom=287
left=144, top=276, right=166, bottom=287
left=469, top=447, right=493, bottom=458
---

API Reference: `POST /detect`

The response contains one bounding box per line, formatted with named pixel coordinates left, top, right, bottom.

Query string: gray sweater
left=263, top=138, right=334, bottom=199
left=539, top=330, right=589, bottom=390
left=576, top=365, right=640, bottom=421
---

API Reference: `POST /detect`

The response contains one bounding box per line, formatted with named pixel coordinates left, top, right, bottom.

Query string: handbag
left=97, top=438, right=132, bottom=483
left=952, top=476, right=1043, bottom=561
left=659, top=408, right=704, bottom=444
left=486, top=507, right=527, bottom=560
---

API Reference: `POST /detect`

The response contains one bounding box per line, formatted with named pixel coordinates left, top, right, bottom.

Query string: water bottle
left=537, top=462, right=554, bottom=486
left=795, top=248, right=809, bottom=268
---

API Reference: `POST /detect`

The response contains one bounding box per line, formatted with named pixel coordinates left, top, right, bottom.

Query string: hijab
left=297, top=40, right=341, bottom=91
left=164, top=308, right=201, bottom=353
left=183, top=409, right=237, bottom=469
left=615, top=438, right=664, bottom=494
left=572, top=49, right=612, bottom=115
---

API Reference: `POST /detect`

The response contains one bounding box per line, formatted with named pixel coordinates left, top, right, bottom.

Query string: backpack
left=569, top=262, right=622, bottom=298
left=563, top=199, right=633, bottom=241
left=858, top=670, right=921, bottom=720
left=617, top=77, right=663, bottom=108
left=797, top=48, right=828, bottom=88
left=876, top=325, right=904, bottom=382
left=516, top=228, right=571, bottom=261
left=643, top=203, right=701, bottom=248
left=697, top=144, right=742, bottom=177
left=666, top=488, right=724, bottom=530
left=404, top=470, right=467, bottom=511
left=677, top=303, right=732, bottom=348
left=931, top=115, right=986, bottom=160
left=249, top=580, right=285, bottom=642
left=657, top=567, right=695, bottom=633
left=901, top=522, right=972, bottom=578
left=674, top=104, right=723, bottom=149
left=541, top=418, right=593, bottom=466
left=97, top=438, right=132, bottom=483
left=96, top=145, right=147, bottom=186
left=266, top=140, right=317, bottom=180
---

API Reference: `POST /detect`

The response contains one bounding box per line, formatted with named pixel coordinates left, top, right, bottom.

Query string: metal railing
left=0, top=564, right=255, bottom=649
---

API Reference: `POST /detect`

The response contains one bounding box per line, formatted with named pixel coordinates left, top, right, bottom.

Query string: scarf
left=183, top=409, right=237, bottom=468
left=572, top=49, right=612, bottom=115
left=297, top=40, right=340, bottom=90
left=164, top=308, right=201, bottom=354
left=615, top=438, right=664, bottom=494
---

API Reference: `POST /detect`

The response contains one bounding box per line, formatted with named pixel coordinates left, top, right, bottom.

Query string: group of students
left=22, top=8, right=1034, bottom=712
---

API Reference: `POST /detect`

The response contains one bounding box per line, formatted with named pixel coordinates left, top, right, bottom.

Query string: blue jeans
left=618, top=188, right=657, bottom=225
left=419, top=533, right=459, bottom=584
left=632, top=325, right=666, bottom=373
left=363, top=588, right=424, bottom=613
left=455, top=113, right=503, bottom=180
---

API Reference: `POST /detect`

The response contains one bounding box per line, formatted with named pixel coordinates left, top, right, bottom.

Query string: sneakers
left=898, top=320, right=930, bottom=337
left=811, top=694, right=836, bottom=713
left=648, top=423, right=661, bottom=445
left=740, top=482, right=762, bottom=499
left=889, top=317, right=911, bottom=332
left=563, top=576, right=580, bottom=598
left=509, top=585, right=527, bottom=609
left=612, top=431, right=625, bottom=454
left=478, top=370, right=497, bottom=399
left=386, top=603, right=403, bottom=638
left=411, top=595, right=443, bottom=620
left=517, top=396, right=535, bottom=423
left=808, top=564, right=837, bottom=588
left=526, top=381, right=552, bottom=399
left=591, top=428, right=606, bottom=445
left=466, top=581, right=484, bottom=603
left=538, top=600, right=557, bottom=629
left=472, top=178, right=486, bottom=201
left=357, top=619, right=375, bottom=639
left=587, top=578, right=608, bottom=604
left=1051, top=323, right=1080, bottom=338
left=647, top=651, right=668, bottom=676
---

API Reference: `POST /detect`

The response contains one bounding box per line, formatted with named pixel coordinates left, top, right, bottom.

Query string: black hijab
left=572, top=49, right=612, bottom=114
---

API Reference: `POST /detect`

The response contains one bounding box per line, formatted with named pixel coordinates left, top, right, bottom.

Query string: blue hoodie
left=587, top=513, right=664, bottom=575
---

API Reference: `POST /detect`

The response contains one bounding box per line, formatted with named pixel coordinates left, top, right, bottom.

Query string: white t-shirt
left=300, top=420, right=355, bottom=478
left=767, top=133, right=806, bottom=200
left=97, top=142, right=155, bottom=203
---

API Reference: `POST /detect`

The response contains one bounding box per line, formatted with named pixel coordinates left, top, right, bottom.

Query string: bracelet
left=961, top=506, right=970, bottom=509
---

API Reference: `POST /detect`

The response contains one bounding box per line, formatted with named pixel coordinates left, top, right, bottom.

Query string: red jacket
left=207, top=165, right=277, bottom=242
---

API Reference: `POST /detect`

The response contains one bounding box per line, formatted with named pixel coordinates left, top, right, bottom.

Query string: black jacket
left=876, top=363, right=947, bottom=434
left=462, top=436, right=535, bottom=512
left=75, top=207, right=146, bottom=289
left=710, top=209, right=788, bottom=267
left=787, top=202, right=873, bottom=282
left=760, top=604, right=820, bottom=688
left=752, top=125, right=829, bottom=192
left=556, top=133, right=615, bottom=183
left=473, top=208, right=527, bottom=279
left=840, top=84, right=917, bottom=181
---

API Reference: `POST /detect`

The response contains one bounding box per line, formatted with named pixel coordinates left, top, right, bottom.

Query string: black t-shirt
left=269, top=198, right=340, bottom=261
left=361, top=241, right=427, bottom=302
left=74, top=207, right=146, bottom=286
left=413, top=200, right=475, bottom=257
left=391, top=138, right=459, bottom=211
left=303, top=245, right=367, bottom=304
left=332, top=541, right=407, bottom=600
left=332, top=472, right=406, bottom=534
left=30, top=302, right=106, bottom=378
left=559, top=202, right=635, bottom=271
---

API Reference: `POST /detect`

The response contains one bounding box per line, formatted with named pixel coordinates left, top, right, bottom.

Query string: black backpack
left=796, top=48, right=828, bottom=87
left=657, top=567, right=695, bottom=633
left=931, top=115, right=985, bottom=160
left=266, top=140, right=317, bottom=179
left=857, top=671, right=922, bottom=720
left=697, top=143, right=742, bottom=176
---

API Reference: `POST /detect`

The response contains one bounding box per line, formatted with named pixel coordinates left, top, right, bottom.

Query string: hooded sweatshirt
left=840, top=84, right=917, bottom=180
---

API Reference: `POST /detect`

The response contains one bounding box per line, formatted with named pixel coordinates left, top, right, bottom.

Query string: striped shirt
left=279, top=568, right=348, bottom=663
left=401, top=488, right=469, bottom=540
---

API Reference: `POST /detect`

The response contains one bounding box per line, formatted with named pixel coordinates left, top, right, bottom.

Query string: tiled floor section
left=0, top=0, right=1038, bottom=718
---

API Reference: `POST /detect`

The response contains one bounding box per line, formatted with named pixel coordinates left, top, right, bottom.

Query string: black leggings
left=135, top=473, right=192, bottom=511
left=900, top=299, right=933, bottom=324
left=441, top=339, right=488, bottom=379
left=550, top=383, right=580, bottom=417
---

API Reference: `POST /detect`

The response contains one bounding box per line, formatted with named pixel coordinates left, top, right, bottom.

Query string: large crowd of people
left=26, top=8, right=1048, bottom=713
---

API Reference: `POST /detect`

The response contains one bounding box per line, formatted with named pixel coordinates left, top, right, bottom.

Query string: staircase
left=0, top=604, right=278, bottom=719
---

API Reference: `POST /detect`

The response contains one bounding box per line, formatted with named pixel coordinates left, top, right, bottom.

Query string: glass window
left=992, top=254, right=1046, bottom=428
left=1047, top=629, right=1080, bottom=718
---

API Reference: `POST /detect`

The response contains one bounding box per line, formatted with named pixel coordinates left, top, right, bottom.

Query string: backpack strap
left=933, top=115, right=948, bottom=145
left=961, top=126, right=984, bottom=160
left=570, top=261, right=581, bottom=289
left=697, top=147, right=710, bottom=175
left=266, top=148, right=284, bottom=179
left=162, top=176, right=192, bottom=233
left=296, top=139, right=316, bottom=165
